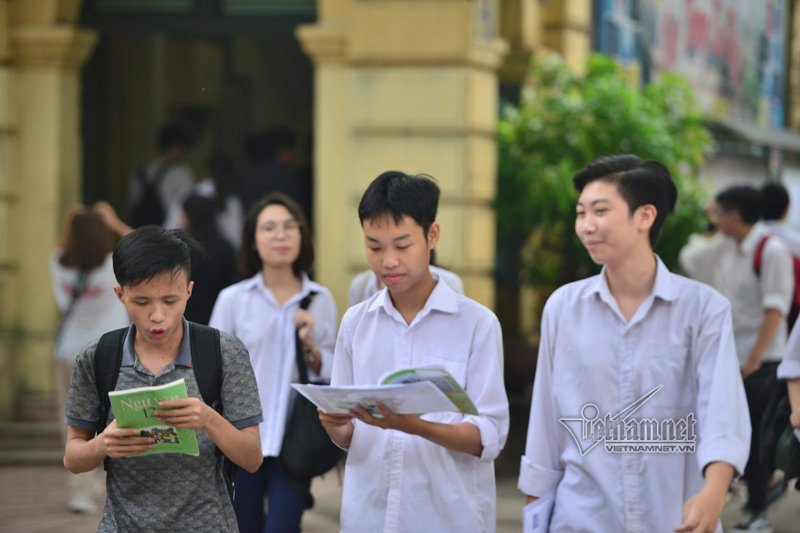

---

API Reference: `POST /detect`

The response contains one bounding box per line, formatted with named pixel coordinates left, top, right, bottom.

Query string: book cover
left=108, top=378, right=199, bottom=457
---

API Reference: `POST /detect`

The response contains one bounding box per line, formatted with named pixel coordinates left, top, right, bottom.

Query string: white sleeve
left=693, top=300, right=751, bottom=477
left=209, top=288, right=236, bottom=336
left=308, top=288, right=338, bottom=383
left=160, top=165, right=195, bottom=213
left=760, top=239, right=794, bottom=314
left=50, top=251, right=72, bottom=311
left=461, top=314, right=509, bottom=462
left=518, top=298, right=565, bottom=497
left=779, top=323, right=800, bottom=380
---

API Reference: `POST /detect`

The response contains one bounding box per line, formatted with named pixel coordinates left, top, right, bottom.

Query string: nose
left=383, top=249, right=400, bottom=269
left=150, top=305, right=165, bottom=324
left=577, top=214, right=596, bottom=236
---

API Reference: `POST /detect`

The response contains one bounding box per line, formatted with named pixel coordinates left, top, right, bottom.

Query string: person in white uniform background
left=51, top=202, right=131, bottom=514
left=209, top=193, right=337, bottom=533
left=519, top=155, right=750, bottom=533
left=319, top=171, right=509, bottom=533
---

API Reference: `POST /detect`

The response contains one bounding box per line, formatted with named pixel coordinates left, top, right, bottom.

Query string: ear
left=636, top=204, right=657, bottom=234
left=427, top=222, right=441, bottom=250
left=113, top=285, right=124, bottom=303
left=187, top=280, right=194, bottom=299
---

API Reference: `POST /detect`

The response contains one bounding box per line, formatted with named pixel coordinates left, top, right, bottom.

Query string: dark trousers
left=233, top=457, right=309, bottom=533
left=743, top=362, right=780, bottom=514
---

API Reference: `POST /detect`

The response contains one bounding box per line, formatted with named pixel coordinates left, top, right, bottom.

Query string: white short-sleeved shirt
left=209, top=272, right=337, bottom=457
left=347, top=265, right=464, bottom=307
left=50, top=251, right=130, bottom=363
left=764, top=220, right=800, bottom=259
left=519, top=256, right=750, bottom=533
left=163, top=178, right=244, bottom=250
left=333, top=280, right=509, bottom=533
left=714, top=222, right=794, bottom=365
left=127, top=159, right=195, bottom=223
left=678, top=232, right=735, bottom=287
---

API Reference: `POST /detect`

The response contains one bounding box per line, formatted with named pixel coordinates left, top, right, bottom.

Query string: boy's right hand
left=317, top=408, right=353, bottom=429
left=100, top=419, right=155, bottom=458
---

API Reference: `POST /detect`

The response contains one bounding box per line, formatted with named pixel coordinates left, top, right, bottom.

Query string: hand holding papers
left=292, top=366, right=479, bottom=417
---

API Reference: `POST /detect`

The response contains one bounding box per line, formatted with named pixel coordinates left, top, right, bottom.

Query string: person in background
left=127, top=123, right=195, bottom=228
left=180, top=194, right=238, bottom=325
left=712, top=185, right=793, bottom=532
left=761, top=183, right=800, bottom=258
left=239, top=128, right=311, bottom=224
left=678, top=201, right=735, bottom=287
left=165, top=152, right=244, bottom=250
left=50, top=201, right=131, bottom=514
left=209, top=193, right=337, bottom=533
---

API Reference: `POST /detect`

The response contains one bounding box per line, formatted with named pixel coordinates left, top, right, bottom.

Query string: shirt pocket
left=645, top=341, right=694, bottom=412
left=421, top=347, right=469, bottom=386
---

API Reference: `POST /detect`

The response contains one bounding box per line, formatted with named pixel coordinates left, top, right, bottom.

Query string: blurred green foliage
left=497, top=54, right=713, bottom=302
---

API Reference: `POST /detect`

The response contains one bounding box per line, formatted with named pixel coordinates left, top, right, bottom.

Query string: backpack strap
left=294, top=291, right=319, bottom=386
left=189, top=322, right=222, bottom=411
left=754, top=234, right=772, bottom=277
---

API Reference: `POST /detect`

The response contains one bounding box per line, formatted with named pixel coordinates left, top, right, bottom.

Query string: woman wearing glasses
left=209, top=193, right=337, bottom=533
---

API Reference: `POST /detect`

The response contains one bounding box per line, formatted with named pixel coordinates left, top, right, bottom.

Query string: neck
left=261, top=265, right=300, bottom=289
left=731, top=223, right=755, bottom=244
left=388, top=272, right=438, bottom=324
left=605, top=248, right=658, bottom=301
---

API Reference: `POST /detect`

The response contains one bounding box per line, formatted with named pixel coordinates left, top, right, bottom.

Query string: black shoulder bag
left=277, top=291, right=344, bottom=507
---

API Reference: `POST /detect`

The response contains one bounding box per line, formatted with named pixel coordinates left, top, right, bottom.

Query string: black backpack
left=94, top=322, right=238, bottom=502
left=131, top=163, right=171, bottom=228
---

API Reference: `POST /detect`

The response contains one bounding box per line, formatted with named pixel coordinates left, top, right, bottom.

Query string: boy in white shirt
left=319, top=171, right=509, bottom=533
left=519, top=155, right=750, bottom=532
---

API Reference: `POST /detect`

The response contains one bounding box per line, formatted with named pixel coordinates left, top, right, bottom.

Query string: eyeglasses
left=259, top=221, right=300, bottom=235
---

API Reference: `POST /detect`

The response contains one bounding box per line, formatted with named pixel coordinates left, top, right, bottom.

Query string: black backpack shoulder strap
left=294, top=291, right=319, bottom=385
left=189, top=322, right=223, bottom=411
left=94, top=327, right=128, bottom=434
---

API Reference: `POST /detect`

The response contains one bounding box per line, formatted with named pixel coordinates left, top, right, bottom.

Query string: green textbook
left=108, top=378, right=199, bottom=457
left=379, top=366, right=479, bottom=416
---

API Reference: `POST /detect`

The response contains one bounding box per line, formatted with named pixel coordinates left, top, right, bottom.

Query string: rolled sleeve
left=232, top=414, right=264, bottom=429
left=462, top=315, right=509, bottom=463
left=518, top=455, right=564, bottom=498
left=760, top=240, right=794, bottom=315
left=693, top=301, right=751, bottom=477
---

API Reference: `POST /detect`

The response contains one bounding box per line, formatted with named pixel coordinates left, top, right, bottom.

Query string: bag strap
left=294, top=291, right=318, bottom=385
left=754, top=234, right=772, bottom=277
left=55, top=269, right=89, bottom=347
left=94, top=327, right=128, bottom=435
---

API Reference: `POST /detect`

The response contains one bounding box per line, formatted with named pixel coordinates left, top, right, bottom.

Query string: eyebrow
left=365, top=234, right=411, bottom=243
left=131, top=294, right=180, bottom=300
left=576, top=199, right=611, bottom=207
left=259, top=218, right=298, bottom=225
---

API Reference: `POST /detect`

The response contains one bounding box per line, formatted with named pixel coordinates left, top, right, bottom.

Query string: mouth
left=274, top=247, right=289, bottom=254
left=585, top=241, right=601, bottom=250
left=383, top=274, right=405, bottom=284
left=150, top=328, right=166, bottom=339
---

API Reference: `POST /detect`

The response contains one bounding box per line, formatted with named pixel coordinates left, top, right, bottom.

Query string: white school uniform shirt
left=209, top=272, right=337, bottom=457
left=332, top=280, right=509, bottom=533
left=519, top=256, right=750, bottom=533
left=714, top=222, right=794, bottom=365
left=677, top=232, right=735, bottom=287
left=347, top=265, right=464, bottom=306
left=764, top=219, right=800, bottom=259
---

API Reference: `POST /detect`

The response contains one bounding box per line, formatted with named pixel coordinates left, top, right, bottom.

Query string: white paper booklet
left=521, top=492, right=555, bottom=532
left=292, top=380, right=457, bottom=417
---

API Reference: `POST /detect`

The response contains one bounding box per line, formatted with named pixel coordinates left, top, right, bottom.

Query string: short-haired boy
left=64, top=227, right=264, bottom=532
left=519, top=156, right=750, bottom=532
left=319, top=171, right=510, bottom=532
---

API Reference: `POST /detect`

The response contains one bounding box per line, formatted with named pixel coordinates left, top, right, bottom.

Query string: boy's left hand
left=674, top=486, right=726, bottom=533
left=351, top=402, right=420, bottom=434
left=153, top=398, right=213, bottom=430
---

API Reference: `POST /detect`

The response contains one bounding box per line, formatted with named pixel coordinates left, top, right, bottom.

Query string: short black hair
left=716, top=185, right=761, bottom=224
left=113, top=226, right=201, bottom=287
left=239, top=193, right=314, bottom=278
left=158, top=124, right=191, bottom=152
left=182, top=194, right=217, bottom=235
left=760, top=183, right=790, bottom=221
left=573, top=155, right=678, bottom=247
left=358, top=171, right=440, bottom=237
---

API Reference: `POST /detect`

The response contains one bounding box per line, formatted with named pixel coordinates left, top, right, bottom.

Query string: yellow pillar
left=540, top=0, right=592, bottom=74
left=299, top=0, right=508, bottom=312
left=0, top=7, right=96, bottom=419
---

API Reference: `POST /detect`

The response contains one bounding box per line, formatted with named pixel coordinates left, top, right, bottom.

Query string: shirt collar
left=740, top=221, right=769, bottom=256
left=245, top=271, right=315, bottom=305
left=584, top=254, right=678, bottom=304
left=368, top=273, right=459, bottom=318
left=122, top=316, right=192, bottom=367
